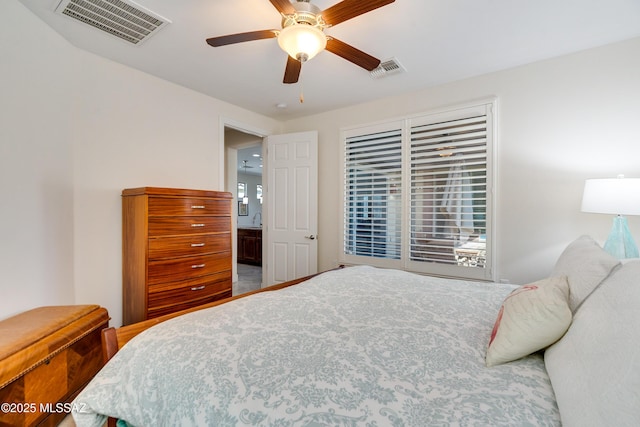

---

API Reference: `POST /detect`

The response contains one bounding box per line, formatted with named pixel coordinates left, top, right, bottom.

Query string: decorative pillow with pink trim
left=486, top=276, right=572, bottom=367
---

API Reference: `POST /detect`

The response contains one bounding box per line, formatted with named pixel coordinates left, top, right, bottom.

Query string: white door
left=264, top=131, right=318, bottom=285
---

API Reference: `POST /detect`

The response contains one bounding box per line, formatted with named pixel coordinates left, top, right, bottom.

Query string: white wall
left=283, top=37, right=640, bottom=284
left=70, top=51, right=279, bottom=327
left=0, top=0, right=76, bottom=319
left=0, top=1, right=281, bottom=324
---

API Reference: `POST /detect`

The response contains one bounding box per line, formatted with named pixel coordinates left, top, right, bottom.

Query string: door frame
left=219, top=117, right=271, bottom=286
left=219, top=118, right=319, bottom=290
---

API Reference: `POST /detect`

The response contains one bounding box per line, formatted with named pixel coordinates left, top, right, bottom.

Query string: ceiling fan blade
left=206, top=30, right=277, bottom=47
left=326, top=38, right=381, bottom=71
left=321, top=0, right=395, bottom=26
left=283, top=55, right=302, bottom=84
left=269, top=0, right=297, bottom=15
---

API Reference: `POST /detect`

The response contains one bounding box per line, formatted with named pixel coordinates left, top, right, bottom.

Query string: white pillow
left=552, top=235, right=620, bottom=313
left=486, top=276, right=572, bottom=367
left=545, top=261, right=640, bottom=427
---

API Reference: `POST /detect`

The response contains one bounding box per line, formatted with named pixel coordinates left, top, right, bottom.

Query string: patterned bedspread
left=73, top=266, right=560, bottom=426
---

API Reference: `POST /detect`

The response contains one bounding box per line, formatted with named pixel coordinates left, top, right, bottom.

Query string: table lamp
left=581, top=175, right=640, bottom=259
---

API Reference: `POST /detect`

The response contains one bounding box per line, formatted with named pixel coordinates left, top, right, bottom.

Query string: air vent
left=55, top=0, right=170, bottom=45
left=370, top=58, right=405, bottom=79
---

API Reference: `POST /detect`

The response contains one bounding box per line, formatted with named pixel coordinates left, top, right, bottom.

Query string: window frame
left=340, top=120, right=405, bottom=269
left=339, top=100, right=497, bottom=281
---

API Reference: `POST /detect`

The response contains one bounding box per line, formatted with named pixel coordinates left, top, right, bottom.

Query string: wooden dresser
left=122, top=187, right=233, bottom=325
left=0, top=305, right=109, bottom=427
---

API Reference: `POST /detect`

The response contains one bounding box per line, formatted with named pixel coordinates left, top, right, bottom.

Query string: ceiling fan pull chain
left=299, top=70, right=304, bottom=103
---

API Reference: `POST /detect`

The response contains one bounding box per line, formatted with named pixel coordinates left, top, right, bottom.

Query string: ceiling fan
left=205, top=0, right=395, bottom=84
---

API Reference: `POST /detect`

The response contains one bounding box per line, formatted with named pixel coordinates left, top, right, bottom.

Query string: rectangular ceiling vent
left=55, top=0, right=171, bottom=45
left=370, top=58, right=405, bottom=79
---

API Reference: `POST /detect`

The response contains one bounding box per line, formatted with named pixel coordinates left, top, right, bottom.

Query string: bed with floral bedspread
left=73, top=265, right=563, bottom=426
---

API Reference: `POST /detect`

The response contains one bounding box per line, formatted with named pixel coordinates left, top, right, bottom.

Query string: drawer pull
left=191, top=285, right=206, bottom=291
left=191, top=223, right=205, bottom=228
left=191, top=243, right=205, bottom=247
left=191, top=263, right=206, bottom=269
left=191, top=205, right=205, bottom=209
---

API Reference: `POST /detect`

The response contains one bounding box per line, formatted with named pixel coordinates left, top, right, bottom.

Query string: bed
left=72, top=236, right=639, bottom=426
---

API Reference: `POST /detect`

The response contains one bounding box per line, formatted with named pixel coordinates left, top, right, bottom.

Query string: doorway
left=222, top=124, right=319, bottom=290
left=224, top=127, right=263, bottom=296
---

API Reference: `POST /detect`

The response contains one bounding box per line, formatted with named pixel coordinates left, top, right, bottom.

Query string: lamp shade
left=277, top=24, right=326, bottom=62
left=581, top=178, right=640, bottom=215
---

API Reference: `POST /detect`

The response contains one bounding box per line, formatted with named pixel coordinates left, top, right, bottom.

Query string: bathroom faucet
left=252, top=212, right=262, bottom=227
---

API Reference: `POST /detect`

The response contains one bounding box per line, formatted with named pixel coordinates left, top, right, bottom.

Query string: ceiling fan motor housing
left=281, top=1, right=325, bottom=29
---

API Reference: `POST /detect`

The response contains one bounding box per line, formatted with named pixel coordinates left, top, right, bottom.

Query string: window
left=237, top=182, right=246, bottom=200
left=341, top=102, right=495, bottom=280
left=344, top=124, right=403, bottom=260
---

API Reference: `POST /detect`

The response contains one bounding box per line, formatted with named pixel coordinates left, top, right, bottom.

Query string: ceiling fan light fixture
left=206, top=0, right=396, bottom=84
left=277, top=24, right=327, bottom=62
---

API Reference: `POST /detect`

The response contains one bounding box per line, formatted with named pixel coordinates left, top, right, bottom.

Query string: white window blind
left=341, top=102, right=494, bottom=280
left=344, top=127, right=403, bottom=260
left=409, top=113, right=488, bottom=272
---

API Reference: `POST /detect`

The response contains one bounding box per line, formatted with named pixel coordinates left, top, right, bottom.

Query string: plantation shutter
left=340, top=101, right=494, bottom=280
left=408, top=106, right=490, bottom=279
left=343, top=125, right=403, bottom=260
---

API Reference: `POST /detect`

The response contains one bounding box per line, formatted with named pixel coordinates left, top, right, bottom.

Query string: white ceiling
left=20, top=0, right=640, bottom=120
left=238, top=145, right=263, bottom=176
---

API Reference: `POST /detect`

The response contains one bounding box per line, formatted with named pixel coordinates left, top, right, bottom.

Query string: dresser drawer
left=147, top=271, right=232, bottom=318
left=148, top=196, right=231, bottom=217
left=148, top=253, right=231, bottom=285
left=149, top=216, right=230, bottom=236
left=149, top=233, right=231, bottom=259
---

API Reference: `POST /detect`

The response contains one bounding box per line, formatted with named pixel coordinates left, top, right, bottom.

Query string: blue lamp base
left=603, top=215, right=639, bottom=259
